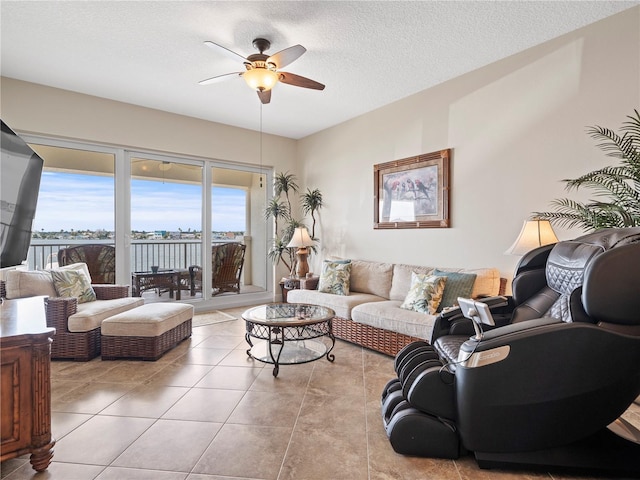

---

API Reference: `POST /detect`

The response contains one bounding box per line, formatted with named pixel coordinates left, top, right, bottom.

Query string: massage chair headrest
left=546, top=227, right=640, bottom=325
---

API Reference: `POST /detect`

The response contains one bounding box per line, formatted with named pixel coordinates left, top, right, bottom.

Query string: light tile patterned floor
left=1, top=307, right=638, bottom=480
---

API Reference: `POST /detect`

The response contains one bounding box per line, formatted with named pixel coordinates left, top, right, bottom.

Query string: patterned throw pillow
left=51, top=269, right=96, bottom=303
left=400, top=272, right=447, bottom=314
left=318, top=260, right=352, bottom=296
left=432, top=269, right=477, bottom=312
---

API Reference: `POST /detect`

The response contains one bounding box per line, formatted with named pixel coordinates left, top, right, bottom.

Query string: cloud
left=33, top=172, right=247, bottom=232
left=34, top=173, right=115, bottom=231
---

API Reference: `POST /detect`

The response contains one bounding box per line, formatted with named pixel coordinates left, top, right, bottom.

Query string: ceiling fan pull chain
left=259, top=103, right=263, bottom=188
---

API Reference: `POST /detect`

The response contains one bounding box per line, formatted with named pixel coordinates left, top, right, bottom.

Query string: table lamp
left=286, top=227, right=314, bottom=278
left=505, top=219, right=559, bottom=255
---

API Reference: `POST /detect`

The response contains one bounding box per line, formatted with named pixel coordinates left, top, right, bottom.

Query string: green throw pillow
left=51, top=269, right=96, bottom=303
left=400, top=272, right=447, bottom=314
left=432, top=269, right=477, bottom=312
left=318, top=260, right=352, bottom=296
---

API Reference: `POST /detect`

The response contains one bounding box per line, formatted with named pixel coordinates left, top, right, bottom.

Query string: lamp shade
left=243, top=68, right=279, bottom=91
left=287, top=227, right=313, bottom=248
left=505, top=219, right=559, bottom=255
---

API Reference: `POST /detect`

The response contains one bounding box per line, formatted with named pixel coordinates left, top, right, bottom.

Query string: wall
left=0, top=77, right=297, bottom=170
left=297, top=7, right=640, bottom=285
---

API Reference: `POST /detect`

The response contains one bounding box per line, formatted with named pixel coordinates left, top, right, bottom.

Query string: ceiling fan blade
left=267, top=44, right=306, bottom=69
left=257, top=90, right=271, bottom=104
left=278, top=72, right=325, bottom=91
left=198, top=72, right=242, bottom=85
left=203, top=40, right=247, bottom=63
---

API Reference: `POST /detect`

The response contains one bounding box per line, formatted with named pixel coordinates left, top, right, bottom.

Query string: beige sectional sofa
left=287, top=259, right=504, bottom=356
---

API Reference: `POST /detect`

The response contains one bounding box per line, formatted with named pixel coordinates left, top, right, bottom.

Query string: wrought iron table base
left=245, top=323, right=335, bottom=377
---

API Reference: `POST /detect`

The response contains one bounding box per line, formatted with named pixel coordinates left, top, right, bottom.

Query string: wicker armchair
left=45, top=284, right=133, bottom=361
left=2, top=260, right=144, bottom=360
left=190, top=243, right=246, bottom=296
left=58, top=244, right=116, bottom=284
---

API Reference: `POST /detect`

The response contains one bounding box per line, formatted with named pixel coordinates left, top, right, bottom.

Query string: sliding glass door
left=27, top=143, right=115, bottom=270
left=210, top=166, right=268, bottom=297
left=23, top=134, right=273, bottom=308
left=129, top=156, right=269, bottom=304
left=130, top=157, right=202, bottom=270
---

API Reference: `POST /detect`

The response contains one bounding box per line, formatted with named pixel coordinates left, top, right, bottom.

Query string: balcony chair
left=189, top=242, right=246, bottom=296
left=381, top=227, right=640, bottom=476
left=58, top=244, right=116, bottom=284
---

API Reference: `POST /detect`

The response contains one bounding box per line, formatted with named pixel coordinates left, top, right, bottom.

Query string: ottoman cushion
left=69, top=297, right=144, bottom=332
left=102, top=303, right=194, bottom=337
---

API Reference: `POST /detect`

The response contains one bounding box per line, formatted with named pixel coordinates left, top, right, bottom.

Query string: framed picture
left=374, top=149, right=450, bottom=229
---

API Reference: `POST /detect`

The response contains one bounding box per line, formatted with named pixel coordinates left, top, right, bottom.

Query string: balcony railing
left=27, top=239, right=238, bottom=272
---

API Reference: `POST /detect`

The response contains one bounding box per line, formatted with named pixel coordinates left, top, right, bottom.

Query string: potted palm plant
left=301, top=188, right=323, bottom=239
left=535, top=109, right=640, bottom=231
left=265, top=172, right=323, bottom=274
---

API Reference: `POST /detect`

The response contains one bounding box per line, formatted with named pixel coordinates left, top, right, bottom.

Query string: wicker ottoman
left=101, top=303, right=193, bottom=360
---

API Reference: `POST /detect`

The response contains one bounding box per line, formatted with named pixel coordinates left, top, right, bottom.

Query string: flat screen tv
left=0, top=120, right=44, bottom=268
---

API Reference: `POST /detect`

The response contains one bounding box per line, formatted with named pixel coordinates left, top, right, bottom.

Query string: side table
left=280, top=275, right=319, bottom=302
left=131, top=270, right=186, bottom=300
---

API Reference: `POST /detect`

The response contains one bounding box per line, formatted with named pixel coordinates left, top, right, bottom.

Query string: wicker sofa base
left=332, top=316, right=422, bottom=357
left=101, top=318, right=192, bottom=361
left=51, top=328, right=101, bottom=361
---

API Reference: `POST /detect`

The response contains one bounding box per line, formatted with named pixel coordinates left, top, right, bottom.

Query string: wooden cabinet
left=0, top=296, right=55, bottom=472
left=1, top=345, right=32, bottom=456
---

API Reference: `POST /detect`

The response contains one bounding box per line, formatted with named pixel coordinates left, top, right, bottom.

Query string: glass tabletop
left=242, top=303, right=335, bottom=326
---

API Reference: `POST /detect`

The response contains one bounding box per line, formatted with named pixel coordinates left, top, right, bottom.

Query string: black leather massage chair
left=381, top=227, right=640, bottom=476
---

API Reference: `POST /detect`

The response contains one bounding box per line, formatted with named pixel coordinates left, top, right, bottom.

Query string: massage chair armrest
left=469, top=316, right=561, bottom=344
left=454, top=319, right=640, bottom=452
left=431, top=296, right=514, bottom=343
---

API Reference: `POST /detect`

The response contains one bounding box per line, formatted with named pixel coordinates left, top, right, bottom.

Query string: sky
left=33, top=171, right=247, bottom=232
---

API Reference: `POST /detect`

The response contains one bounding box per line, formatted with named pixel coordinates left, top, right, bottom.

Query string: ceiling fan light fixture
left=201, top=38, right=324, bottom=104
left=243, top=68, right=279, bottom=92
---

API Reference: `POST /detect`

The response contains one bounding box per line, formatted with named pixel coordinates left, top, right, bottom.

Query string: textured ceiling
left=1, top=1, right=637, bottom=139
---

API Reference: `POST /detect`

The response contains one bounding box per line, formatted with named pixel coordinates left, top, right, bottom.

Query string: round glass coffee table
left=242, top=303, right=336, bottom=377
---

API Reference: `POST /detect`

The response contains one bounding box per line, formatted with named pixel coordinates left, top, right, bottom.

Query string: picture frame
left=374, top=149, right=450, bottom=229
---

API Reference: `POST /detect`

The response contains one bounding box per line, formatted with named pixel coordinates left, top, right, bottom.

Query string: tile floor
left=1, top=307, right=639, bottom=480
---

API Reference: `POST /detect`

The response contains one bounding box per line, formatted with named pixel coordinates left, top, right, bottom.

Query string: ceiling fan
left=199, top=38, right=325, bottom=104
